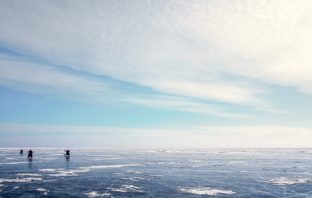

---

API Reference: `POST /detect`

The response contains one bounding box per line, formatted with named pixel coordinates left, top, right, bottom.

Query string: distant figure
left=27, top=149, right=33, bottom=160
left=64, top=149, right=70, bottom=157
left=64, top=149, right=70, bottom=156
left=20, top=149, right=23, bottom=155
left=64, top=149, right=70, bottom=160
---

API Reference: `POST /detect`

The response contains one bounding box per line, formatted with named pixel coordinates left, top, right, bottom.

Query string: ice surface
left=1, top=148, right=312, bottom=197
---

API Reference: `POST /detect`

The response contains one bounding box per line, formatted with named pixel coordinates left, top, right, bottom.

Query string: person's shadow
left=65, top=156, right=70, bottom=169
left=28, top=159, right=33, bottom=169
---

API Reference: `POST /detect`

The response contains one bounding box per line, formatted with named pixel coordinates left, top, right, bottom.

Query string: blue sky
left=1, top=1, right=312, bottom=148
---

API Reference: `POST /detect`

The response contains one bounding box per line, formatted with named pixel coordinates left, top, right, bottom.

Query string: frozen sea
left=1, top=148, right=312, bottom=197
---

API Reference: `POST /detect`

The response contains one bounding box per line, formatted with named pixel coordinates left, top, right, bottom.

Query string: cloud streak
left=0, top=56, right=246, bottom=116
left=124, top=95, right=247, bottom=118
left=0, top=58, right=110, bottom=99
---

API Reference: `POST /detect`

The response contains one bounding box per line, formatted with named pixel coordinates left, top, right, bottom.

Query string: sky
left=1, top=0, right=312, bottom=148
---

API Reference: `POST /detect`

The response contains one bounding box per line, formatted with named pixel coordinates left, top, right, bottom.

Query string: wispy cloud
left=1, top=0, right=311, bottom=116
left=0, top=57, right=247, bottom=116
left=166, top=1, right=312, bottom=93
left=148, top=81, right=264, bottom=105
left=0, top=58, right=110, bottom=99
left=124, top=95, right=247, bottom=118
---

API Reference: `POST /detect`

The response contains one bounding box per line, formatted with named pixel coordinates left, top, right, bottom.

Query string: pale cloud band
left=1, top=123, right=311, bottom=148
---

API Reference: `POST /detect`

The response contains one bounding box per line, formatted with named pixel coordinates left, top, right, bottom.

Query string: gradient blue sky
left=1, top=0, right=312, bottom=148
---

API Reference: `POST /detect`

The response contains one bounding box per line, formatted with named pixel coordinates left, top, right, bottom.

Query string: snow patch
left=37, top=188, right=49, bottom=195
left=109, top=184, right=143, bottom=193
left=121, top=177, right=145, bottom=182
left=39, top=168, right=59, bottom=172
left=85, top=191, right=112, bottom=197
left=127, top=170, right=143, bottom=174
left=0, top=162, right=28, bottom=165
left=85, top=163, right=144, bottom=169
left=180, top=187, right=235, bottom=196
left=39, top=163, right=143, bottom=177
left=16, top=173, right=41, bottom=177
left=264, top=177, right=312, bottom=185
left=0, top=177, right=42, bottom=184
